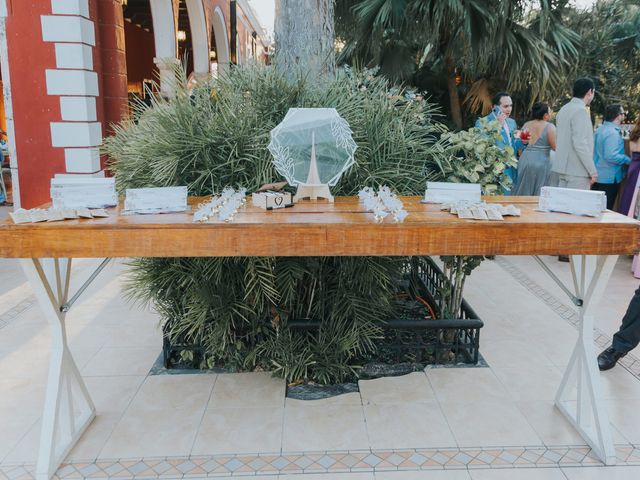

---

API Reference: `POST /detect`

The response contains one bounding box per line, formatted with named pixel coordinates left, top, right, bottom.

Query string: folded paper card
left=123, top=186, right=188, bottom=214
left=50, top=176, right=117, bottom=209
left=423, top=182, right=481, bottom=204
left=440, top=201, right=520, bottom=221
left=9, top=207, right=109, bottom=224
left=538, top=187, right=606, bottom=217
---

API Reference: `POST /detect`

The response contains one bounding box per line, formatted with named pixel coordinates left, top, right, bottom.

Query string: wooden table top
left=1, top=196, right=639, bottom=258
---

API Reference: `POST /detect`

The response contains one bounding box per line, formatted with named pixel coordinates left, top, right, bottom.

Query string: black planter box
left=162, top=256, right=483, bottom=369
left=288, top=257, right=483, bottom=367
left=379, top=256, right=483, bottom=365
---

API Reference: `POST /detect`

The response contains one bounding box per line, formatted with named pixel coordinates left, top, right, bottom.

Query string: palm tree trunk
left=274, top=0, right=335, bottom=79
left=445, top=56, right=463, bottom=129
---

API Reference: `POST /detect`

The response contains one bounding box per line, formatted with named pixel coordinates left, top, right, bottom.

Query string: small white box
left=424, top=182, right=481, bottom=204
left=252, top=191, right=292, bottom=209
left=538, top=187, right=606, bottom=217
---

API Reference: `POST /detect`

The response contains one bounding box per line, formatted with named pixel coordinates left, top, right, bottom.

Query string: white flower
left=394, top=209, right=408, bottom=222
left=193, top=186, right=246, bottom=223
left=359, top=184, right=408, bottom=222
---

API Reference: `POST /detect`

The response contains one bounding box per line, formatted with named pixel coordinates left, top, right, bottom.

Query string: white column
left=150, top=0, right=179, bottom=97
left=185, top=0, right=209, bottom=76
left=154, top=57, right=181, bottom=98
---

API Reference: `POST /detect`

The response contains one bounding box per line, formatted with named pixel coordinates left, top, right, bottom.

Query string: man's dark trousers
left=612, top=285, right=640, bottom=353
left=592, top=182, right=620, bottom=210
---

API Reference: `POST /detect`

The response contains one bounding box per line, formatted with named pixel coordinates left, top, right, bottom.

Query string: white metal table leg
left=20, top=258, right=96, bottom=480
left=555, top=254, right=618, bottom=465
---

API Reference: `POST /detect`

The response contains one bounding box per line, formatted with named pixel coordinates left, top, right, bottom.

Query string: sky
left=247, top=0, right=597, bottom=38
left=248, top=0, right=275, bottom=36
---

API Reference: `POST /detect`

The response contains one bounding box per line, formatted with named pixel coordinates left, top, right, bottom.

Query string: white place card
left=77, top=208, right=93, bottom=219
left=29, top=209, right=50, bottom=223
left=9, top=209, right=32, bottom=224
left=90, top=208, right=109, bottom=218
left=50, top=176, right=117, bottom=209
left=8, top=207, right=109, bottom=224
left=538, top=187, right=606, bottom=217
left=440, top=202, right=520, bottom=221
left=123, top=186, right=188, bottom=214
left=423, top=182, right=481, bottom=204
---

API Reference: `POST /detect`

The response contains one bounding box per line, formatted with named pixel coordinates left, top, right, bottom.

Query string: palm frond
left=107, top=63, right=449, bottom=383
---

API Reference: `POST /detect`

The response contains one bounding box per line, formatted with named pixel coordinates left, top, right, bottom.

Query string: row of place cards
left=10, top=207, right=109, bottom=224
left=50, top=177, right=189, bottom=214
left=423, top=182, right=606, bottom=217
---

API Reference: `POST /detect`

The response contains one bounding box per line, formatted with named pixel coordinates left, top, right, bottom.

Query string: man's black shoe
left=597, top=347, right=627, bottom=371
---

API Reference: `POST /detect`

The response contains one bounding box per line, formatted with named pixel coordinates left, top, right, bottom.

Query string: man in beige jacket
left=550, top=78, right=598, bottom=189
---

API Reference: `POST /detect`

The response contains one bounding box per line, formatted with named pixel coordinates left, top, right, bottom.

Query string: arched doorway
left=123, top=1, right=232, bottom=95
left=176, top=0, right=193, bottom=78
left=211, top=6, right=230, bottom=74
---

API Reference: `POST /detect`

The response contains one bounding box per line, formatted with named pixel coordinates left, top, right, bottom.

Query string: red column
left=5, top=2, right=63, bottom=208
left=95, top=0, right=127, bottom=141
left=3, top=0, right=127, bottom=207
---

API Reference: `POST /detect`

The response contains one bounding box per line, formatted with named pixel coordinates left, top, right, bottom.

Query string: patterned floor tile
left=5, top=444, right=640, bottom=479
left=494, top=256, right=640, bottom=381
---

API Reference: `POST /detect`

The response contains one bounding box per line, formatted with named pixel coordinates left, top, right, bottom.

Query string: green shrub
left=438, top=119, right=516, bottom=195
left=105, top=65, right=449, bottom=383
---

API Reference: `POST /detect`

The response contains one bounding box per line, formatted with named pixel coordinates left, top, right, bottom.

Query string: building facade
left=0, top=0, right=269, bottom=208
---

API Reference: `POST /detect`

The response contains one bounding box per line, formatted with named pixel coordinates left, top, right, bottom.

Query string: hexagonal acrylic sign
left=268, top=108, right=357, bottom=202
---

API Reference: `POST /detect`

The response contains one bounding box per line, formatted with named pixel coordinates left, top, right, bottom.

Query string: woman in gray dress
left=513, top=102, right=557, bottom=196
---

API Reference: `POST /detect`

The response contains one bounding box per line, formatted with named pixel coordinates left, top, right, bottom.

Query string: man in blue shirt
left=475, top=92, right=521, bottom=194
left=592, top=104, right=631, bottom=210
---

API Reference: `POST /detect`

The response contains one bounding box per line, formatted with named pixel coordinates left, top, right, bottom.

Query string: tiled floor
left=1, top=203, right=640, bottom=480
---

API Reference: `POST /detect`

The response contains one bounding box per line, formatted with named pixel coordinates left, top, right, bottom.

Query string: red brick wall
left=5, top=1, right=63, bottom=208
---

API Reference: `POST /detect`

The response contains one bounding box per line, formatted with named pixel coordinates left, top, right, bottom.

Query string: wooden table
left=1, top=196, right=639, bottom=478
left=1, top=196, right=637, bottom=257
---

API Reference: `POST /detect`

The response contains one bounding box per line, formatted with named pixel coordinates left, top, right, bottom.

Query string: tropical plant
left=105, top=64, right=448, bottom=383
left=564, top=0, right=640, bottom=117
left=431, top=118, right=517, bottom=318
left=336, top=0, right=580, bottom=128
left=438, top=255, right=485, bottom=320
left=437, top=119, right=516, bottom=195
